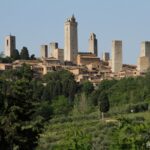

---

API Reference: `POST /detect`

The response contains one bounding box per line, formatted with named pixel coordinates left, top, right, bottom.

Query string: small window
left=7, top=40, right=9, bottom=46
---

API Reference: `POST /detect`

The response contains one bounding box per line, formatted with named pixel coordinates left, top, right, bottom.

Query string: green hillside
left=0, top=65, right=150, bottom=150
left=37, top=111, right=150, bottom=150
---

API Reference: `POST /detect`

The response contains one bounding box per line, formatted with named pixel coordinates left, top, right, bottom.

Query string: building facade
left=77, top=52, right=100, bottom=66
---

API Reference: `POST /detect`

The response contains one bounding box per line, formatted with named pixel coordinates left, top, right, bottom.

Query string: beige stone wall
left=86, top=63, right=100, bottom=71
left=77, top=53, right=100, bottom=66
left=137, top=41, right=150, bottom=72
left=140, top=41, right=150, bottom=58
left=53, top=48, right=64, bottom=64
left=0, top=63, right=12, bottom=70
left=68, top=68, right=80, bottom=75
left=40, top=45, right=48, bottom=58
left=111, top=40, right=122, bottom=72
left=137, top=56, right=150, bottom=72
left=49, top=42, right=58, bottom=57
left=64, top=16, right=78, bottom=64
left=102, top=52, right=110, bottom=61
left=42, top=58, right=60, bottom=65
left=5, top=35, right=16, bottom=57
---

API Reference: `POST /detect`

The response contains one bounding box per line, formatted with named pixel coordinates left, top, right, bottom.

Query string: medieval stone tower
left=5, top=35, right=16, bottom=57
left=49, top=42, right=58, bottom=57
left=112, top=40, right=122, bottom=73
left=64, top=15, right=78, bottom=64
left=102, top=52, right=110, bottom=61
left=40, top=45, right=48, bottom=58
left=137, top=41, right=150, bottom=72
left=88, top=33, right=98, bottom=56
left=140, top=41, right=150, bottom=58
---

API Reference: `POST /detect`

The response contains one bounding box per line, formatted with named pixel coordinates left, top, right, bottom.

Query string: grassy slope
left=37, top=110, right=150, bottom=150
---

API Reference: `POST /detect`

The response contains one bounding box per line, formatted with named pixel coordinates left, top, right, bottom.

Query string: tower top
left=6, top=34, right=15, bottom=38
left=90, top=32, right=96, bottom=37
left=71, top=14, right=75, bottom=19
left=70, top=14, right=76, bottom=22
left=90, top=33, right=96, bottom=39
left=66, top=15, right=76, bottom=22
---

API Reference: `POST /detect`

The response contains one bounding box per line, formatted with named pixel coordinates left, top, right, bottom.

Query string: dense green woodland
left=0, top=64, right=150, bottom=150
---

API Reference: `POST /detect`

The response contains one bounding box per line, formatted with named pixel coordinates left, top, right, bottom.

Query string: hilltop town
left=1, top=15, right=150, bottom=85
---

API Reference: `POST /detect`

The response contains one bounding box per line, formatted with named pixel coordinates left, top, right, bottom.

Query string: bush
left=51, top=95, right=72, bottom=116
left=127, top=103, right=149, bottom=113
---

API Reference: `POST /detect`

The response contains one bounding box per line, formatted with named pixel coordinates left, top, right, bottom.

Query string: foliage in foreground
left=0, top=65, right=150, bottom=149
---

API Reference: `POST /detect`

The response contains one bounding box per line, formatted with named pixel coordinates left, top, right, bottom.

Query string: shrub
left=127, top=103, right=149, bottom=113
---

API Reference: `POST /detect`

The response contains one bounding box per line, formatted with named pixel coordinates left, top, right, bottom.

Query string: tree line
left=0, top=47, right=35, bottom=63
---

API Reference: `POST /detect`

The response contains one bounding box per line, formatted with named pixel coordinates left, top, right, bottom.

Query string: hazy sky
left=0, top=0, right=150, bottom=64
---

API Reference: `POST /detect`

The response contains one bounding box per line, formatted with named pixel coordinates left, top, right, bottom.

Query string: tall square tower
left=88, top=33, right=98, bottom=56
left=5, top=35, right=16, bottom=57
left=49, top=42, right=58, bottom=57
left=64, top=15, right=78, bottom=64
left=112, top=40, right=122, bottom=72
left=137, top=41, right=150, bottom=72
left=140, top=41, right=150, bottom=58
left=40, top=45, right=48, bottom=58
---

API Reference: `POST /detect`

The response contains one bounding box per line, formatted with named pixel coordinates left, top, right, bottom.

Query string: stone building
left=64, top=15, right=78, bottom=64
left=49, top=42, right=58, bottom=57
left=0, top=63, right=12, bottom=70
left=77, top=52, right=100, bottom=66
left=40, top=45, right=48, bottom=58
left=102, top=52, right=110, bottom=61
left=111, top=40, right=122, bottom=73
left=88, top=33, right=98, bottom=56
left=140, top=41, right=150, bottom=58
left=137, top=41, right=150, bottom=72
left=52, top=48, right=64, bottom=64
left=5, top=35, right=16, bottom=57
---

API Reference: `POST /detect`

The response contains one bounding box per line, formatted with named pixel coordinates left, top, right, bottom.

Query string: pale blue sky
left=0, top=0, right=150, bottom=64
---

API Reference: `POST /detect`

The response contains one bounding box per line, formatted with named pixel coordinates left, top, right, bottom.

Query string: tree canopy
left=20, top=47, right=29, bottom=60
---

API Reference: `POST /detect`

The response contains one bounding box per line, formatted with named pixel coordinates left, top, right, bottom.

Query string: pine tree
left=12, top=49, right=20, bottom=60
left=99, top=92, right=110, bottom=120
left=20, top=47, right=29, bottom=60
